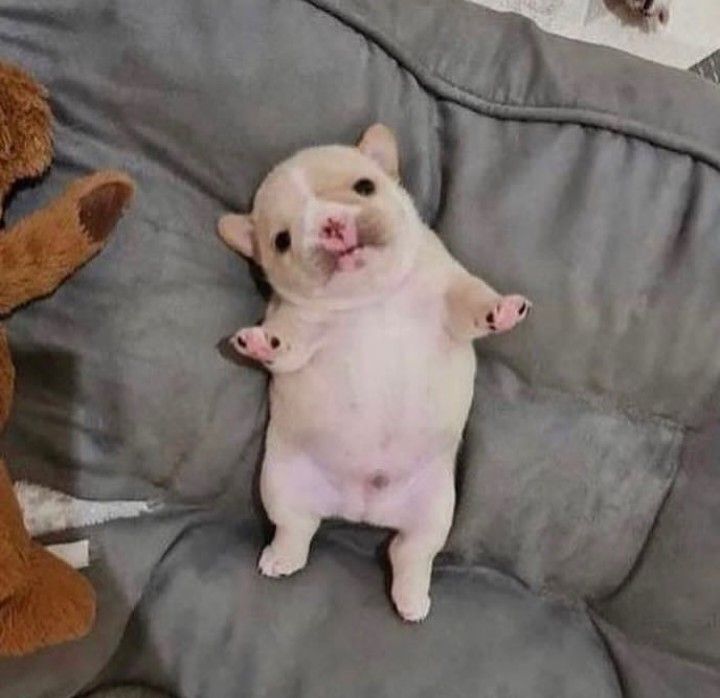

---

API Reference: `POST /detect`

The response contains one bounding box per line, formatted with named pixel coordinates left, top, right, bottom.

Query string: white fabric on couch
left=468, top=0, right=720, bottom=68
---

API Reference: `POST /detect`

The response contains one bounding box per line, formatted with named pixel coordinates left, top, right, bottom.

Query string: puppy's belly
left=330, top=459, right=451, bottom=527
left=267, top=326, right=475, bottom=525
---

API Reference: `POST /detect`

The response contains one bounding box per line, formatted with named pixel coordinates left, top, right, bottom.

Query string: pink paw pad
left=232, top=327, right=281, bottom=363
left=486, top=295, right=531, bottom=333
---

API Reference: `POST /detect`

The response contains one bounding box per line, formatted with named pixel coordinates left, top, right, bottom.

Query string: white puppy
left=218, top=125, right=531, bottom=621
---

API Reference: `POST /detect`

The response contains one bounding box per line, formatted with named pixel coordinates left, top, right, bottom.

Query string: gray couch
left=1, top=0, right=719, bottom=696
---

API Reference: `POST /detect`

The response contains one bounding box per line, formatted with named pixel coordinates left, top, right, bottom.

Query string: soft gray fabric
left=448, top=360, right=683, bottom=598
left=597, top=422, right=720, bottom=668
left=592, top=616, right=720, bottom=698
left=90, top=523, right=621, bottom=698
left=83, top=689, right=173, bottom=698
left=0, top=0, right=719, bottom=696
left=0, top=509, right=208, bottom=698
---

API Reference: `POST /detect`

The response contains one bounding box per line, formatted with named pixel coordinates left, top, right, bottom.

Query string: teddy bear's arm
left=0, top=206, right=94, bottom=314
left=0, top=172, right=133, bottom=316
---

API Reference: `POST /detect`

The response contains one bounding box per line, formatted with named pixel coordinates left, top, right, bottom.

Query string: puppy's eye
left=274, top=230, right=291, bottom=253
left=353, top=178, right=375, bottom=196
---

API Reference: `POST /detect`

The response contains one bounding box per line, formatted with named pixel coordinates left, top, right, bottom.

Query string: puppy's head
left=218, top=124, right=422, bottom=307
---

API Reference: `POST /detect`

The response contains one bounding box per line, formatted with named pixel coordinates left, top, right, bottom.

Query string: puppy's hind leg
left=389, top=463, right=455, bottom=622
left=258, top=512, right=320, bottom=578
left=258, top=445, right=327, bottom=579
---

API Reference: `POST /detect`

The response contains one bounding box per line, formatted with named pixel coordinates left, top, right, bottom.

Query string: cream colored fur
left=218, top=125, right=530, bottom=621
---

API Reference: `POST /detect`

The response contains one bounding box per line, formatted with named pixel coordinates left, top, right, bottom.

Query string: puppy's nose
left=318, top=213, right=358, bottom=252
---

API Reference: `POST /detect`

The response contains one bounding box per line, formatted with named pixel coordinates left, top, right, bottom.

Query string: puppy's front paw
left=258, top=544, right=306, bottom=578
left=393, top=587, right=431, bottom=623
left=231, top=326, right=282, bottom=364
left=485, top=294, right=531, bottom=334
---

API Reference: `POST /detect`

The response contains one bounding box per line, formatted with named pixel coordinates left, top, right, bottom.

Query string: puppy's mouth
left=310, top=210, right=389, bottom=280
left=312, top=240, right=382, bottom=279
left=335, top=212, right=389, bottom=272
left=335, top=244, right=367, bottom=272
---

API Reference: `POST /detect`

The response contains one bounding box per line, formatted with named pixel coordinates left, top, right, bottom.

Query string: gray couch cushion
left=91, top=523, right=622, bottom=698
left=448, top=360, right=682, bottom=598
left=593, top=616, right=720, bottom=698
left=597, top=421, right=720, bottom=668
left=0, top=0, right=719, bottom=696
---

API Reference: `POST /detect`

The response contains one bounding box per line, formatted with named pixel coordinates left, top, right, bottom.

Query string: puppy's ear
left=218, top=213, right=256, bottom=259
left=357, top=123, right=399, bottom=180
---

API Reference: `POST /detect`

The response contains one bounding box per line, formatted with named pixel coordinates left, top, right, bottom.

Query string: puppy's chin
left=304, top=243, right=387, bottom=289
left=269, top=243, right=409, bottom=309
left=307, top=223, right=396, bottom=286
left=330, top=244, right=388, bottom=278
left=326, top=243, right=415, bottom=299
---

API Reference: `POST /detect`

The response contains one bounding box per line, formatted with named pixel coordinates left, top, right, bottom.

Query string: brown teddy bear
left=0, top=61, right=134, bottom=656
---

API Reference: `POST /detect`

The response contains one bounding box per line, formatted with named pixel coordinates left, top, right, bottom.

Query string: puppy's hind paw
left=393, top=589, right=431, bottom=623
left=258, top=544, right=306, bottom=578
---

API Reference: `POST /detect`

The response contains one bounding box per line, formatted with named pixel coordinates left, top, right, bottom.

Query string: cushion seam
left=302, top=0, right=720, bottom=176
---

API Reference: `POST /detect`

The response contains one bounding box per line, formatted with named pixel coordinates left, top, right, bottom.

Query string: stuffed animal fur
left=0, top=60, right=134, bottom=656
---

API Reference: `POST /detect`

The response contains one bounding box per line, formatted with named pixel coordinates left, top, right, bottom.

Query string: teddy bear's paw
left=78, top=178, right=134, bottom=244
left=0, top=544, right=95, bottom=656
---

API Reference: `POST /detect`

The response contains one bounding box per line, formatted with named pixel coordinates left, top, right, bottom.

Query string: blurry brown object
left=0, top=60, right=134, bottom=656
